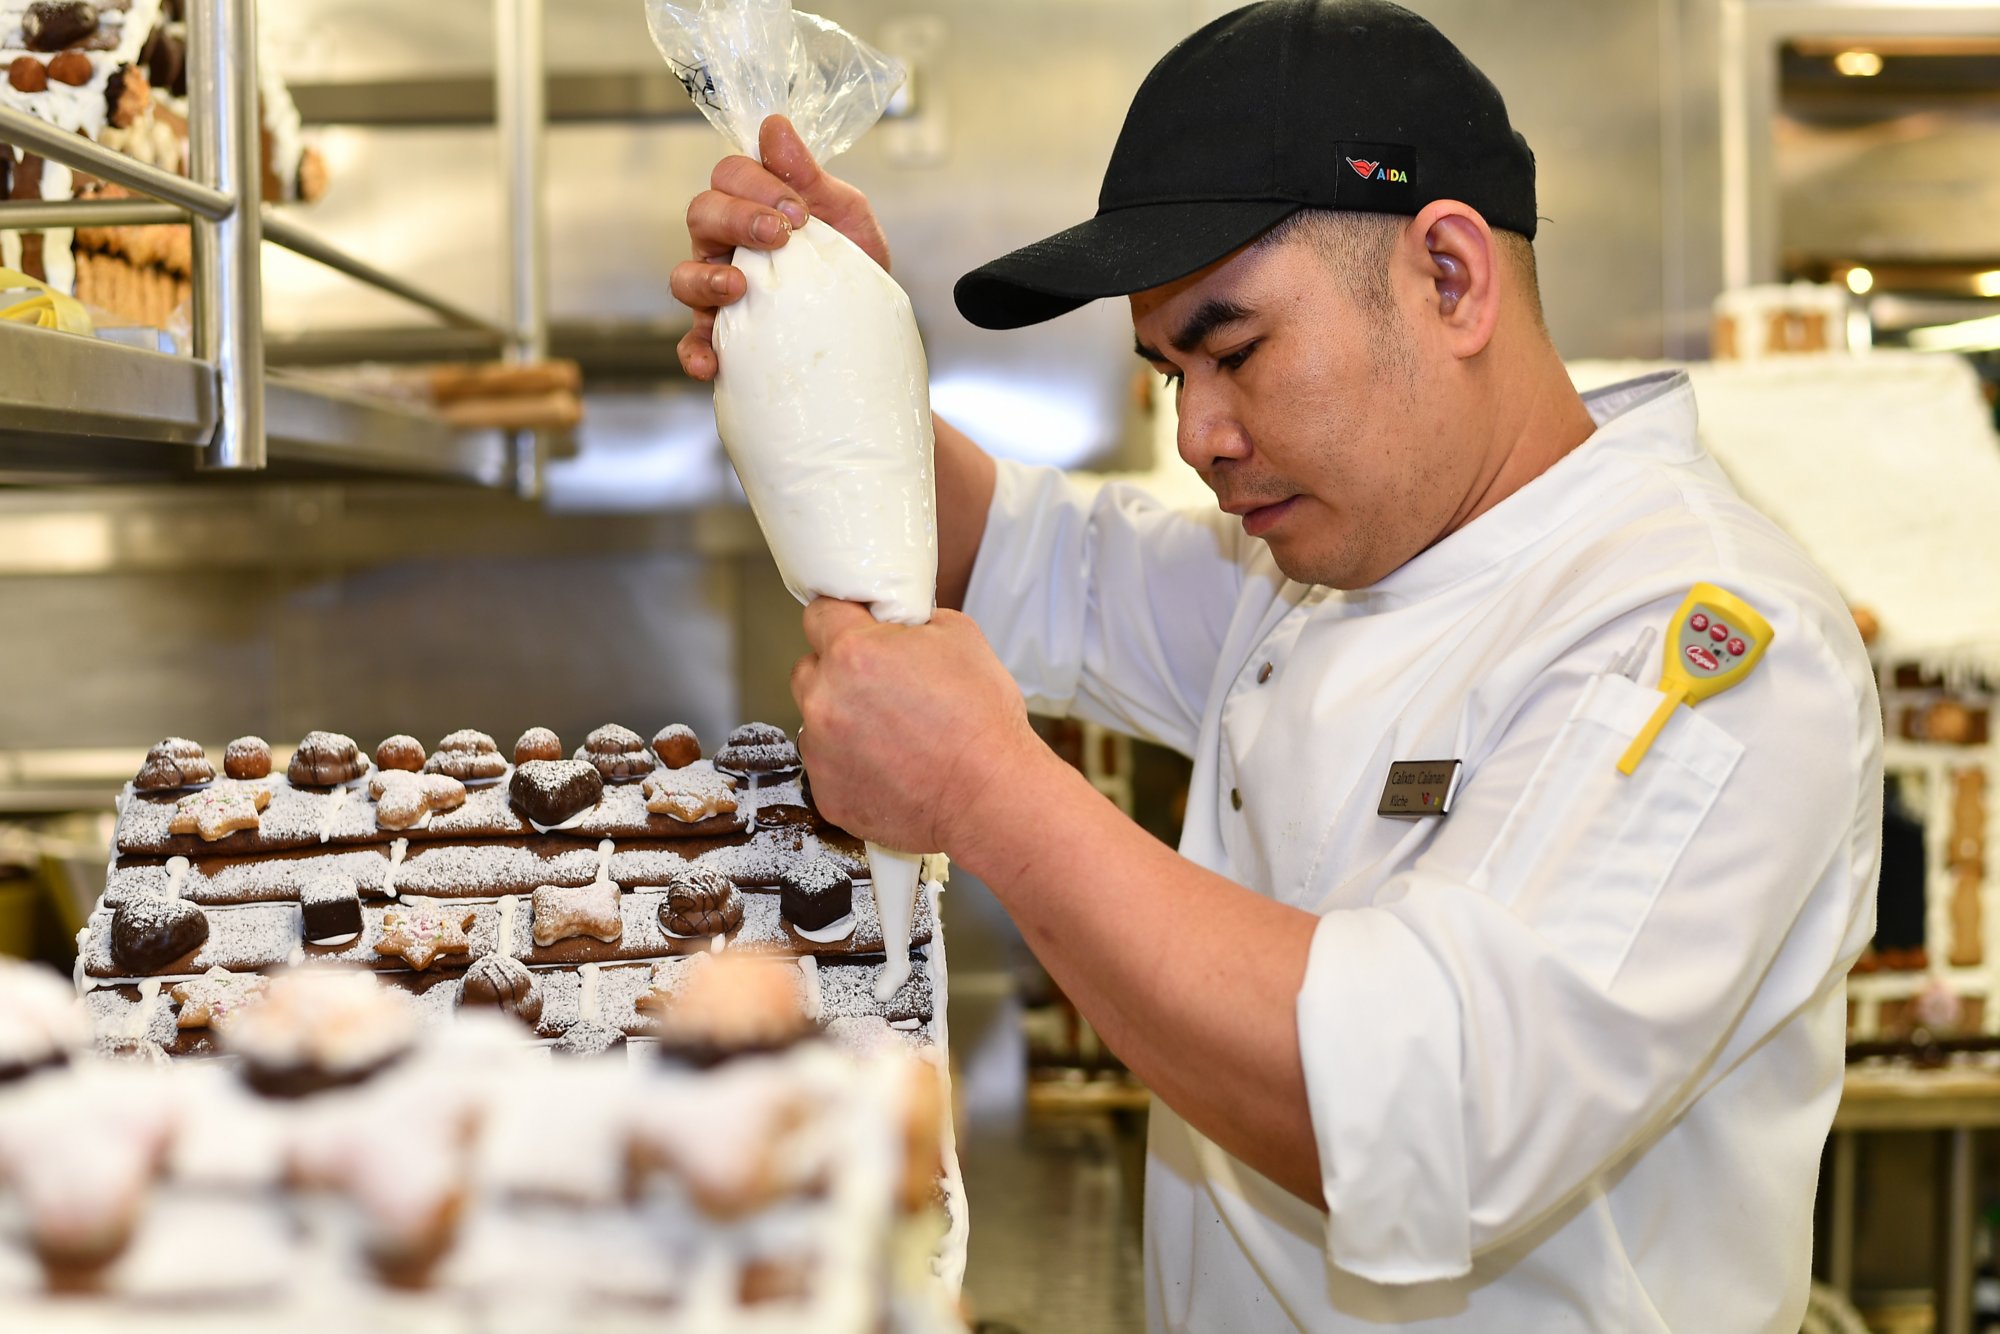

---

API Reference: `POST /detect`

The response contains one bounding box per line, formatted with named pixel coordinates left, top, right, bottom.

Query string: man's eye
left=1161, top=370, right=1184, bottom=391
left=1218, top=341, right=1258, bottom=371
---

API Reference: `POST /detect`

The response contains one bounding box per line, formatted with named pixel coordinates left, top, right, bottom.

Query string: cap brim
left=953, top=199, right=1302, bottom=331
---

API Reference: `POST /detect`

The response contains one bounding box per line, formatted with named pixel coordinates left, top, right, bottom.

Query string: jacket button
left=1230, top=788, right=1243, bottom=811
left=1256, top=662, right=1273, bottom=684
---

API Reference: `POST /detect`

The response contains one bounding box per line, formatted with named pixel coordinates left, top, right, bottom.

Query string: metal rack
left=0, top=0, right=546, bottom=491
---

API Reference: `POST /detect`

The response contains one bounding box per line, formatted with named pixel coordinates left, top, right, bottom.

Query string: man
left=674, top=1, right=1881, bottom=1328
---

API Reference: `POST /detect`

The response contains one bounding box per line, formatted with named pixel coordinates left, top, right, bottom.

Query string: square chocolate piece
left=301, top=876, right=362, bottom=945
left=778, top=858, right=852, bottom=933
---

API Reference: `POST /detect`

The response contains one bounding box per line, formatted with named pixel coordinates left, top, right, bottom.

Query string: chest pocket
left=1471, top=672, right=1744, bottom=989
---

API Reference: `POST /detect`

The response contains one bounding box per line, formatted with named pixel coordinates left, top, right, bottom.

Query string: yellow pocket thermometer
left=1617, top=583, right=1772, bottom=775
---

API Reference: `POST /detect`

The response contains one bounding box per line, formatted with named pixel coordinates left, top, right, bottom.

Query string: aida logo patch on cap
left=1337, top=142, right=1416, bottom=192
left=1344, top=156, right=1408, bottom=183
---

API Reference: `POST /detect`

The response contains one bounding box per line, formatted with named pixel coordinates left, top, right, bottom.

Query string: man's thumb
left=759, top=115, right=825, bottom=197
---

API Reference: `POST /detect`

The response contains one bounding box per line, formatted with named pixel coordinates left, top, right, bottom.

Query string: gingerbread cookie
left=134, top=738, right=214, bottom=792
left=45, top=49, right=88, bottom=84
left=531, top=880, right=624, bottom=948
left=551, top=1019, right=626, bottom=1059
left=642, top=764, right=739, bottom=823
left=577, top=724, right=654, bottom=783
left=169, top=966, right=268, bottom=1030
left=660, top=865, right=742, bottom=937
left=7, top=55, right=46, bottom=92
left=377, top=899, right=476, bottom=971
left=513, top=727, right=563, bottom=764
left=509, top=759, right=603, bottom=828
left=223, top=969, right=417, bottom=1098
left=104, top=62, right=148, bottom=128
left=374, top=735, right=426, bottom=773
left=424, top=730, right=506, bottom=782
left=289, top=731, right=368, bottom=787
left=0, top=958, right=87, bottom=1084
left=714, top=723, right=801, bottom=780
left=646, top=953, right=812, bottom=1068
left=651, top=724, right=701, bottom=769
left=369, top=771, right=467, bottom=831
left=223, top=736, right=272, bottom=780
left=167, top=781, right=271, bottom=841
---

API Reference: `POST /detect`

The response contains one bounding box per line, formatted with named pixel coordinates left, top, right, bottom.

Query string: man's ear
left=1409, top=201, right=1499, bottom=360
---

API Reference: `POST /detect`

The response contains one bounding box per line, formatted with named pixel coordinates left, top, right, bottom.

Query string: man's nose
left=1175, top=387, right=1252, bottom=472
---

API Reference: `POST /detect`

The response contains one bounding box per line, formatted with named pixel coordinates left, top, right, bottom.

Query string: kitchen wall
left=0, top=0, right=1773, bottom=777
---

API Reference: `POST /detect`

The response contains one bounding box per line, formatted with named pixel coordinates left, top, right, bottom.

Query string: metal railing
left=0, top=0, right=545, bottom=486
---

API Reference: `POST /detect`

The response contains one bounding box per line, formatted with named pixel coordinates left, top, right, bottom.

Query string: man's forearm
left=934, top=415, right=996, bottom=612
left=951, top=738, right=1326, bottom=1207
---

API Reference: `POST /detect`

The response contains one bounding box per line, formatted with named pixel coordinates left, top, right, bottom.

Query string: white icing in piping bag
left=868, top=844, right=922, bottom=1001
left=661, top=1, right=935, bottom=1008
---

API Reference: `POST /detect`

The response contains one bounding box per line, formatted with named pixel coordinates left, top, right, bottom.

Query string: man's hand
left=673, top=115, right=893, bottom=381
left=790, top=600, right=1041, bottom=856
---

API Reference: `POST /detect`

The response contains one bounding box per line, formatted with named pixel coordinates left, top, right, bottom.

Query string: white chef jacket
left=961, top=371, right=1882, bottom=1332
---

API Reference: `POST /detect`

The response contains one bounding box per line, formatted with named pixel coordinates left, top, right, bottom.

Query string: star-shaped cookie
left=377, top=898, right=477, bottom=970
left=642, top=763, right=739, bottom=823
left=530, top=879, right=625, bottom=948
left=170, top=965, right=269, bottom=1030
left=168, top=781, right=271, bottom=841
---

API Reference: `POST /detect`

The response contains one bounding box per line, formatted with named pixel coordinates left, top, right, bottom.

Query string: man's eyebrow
left=1132, top=297, right=1255, bottom=364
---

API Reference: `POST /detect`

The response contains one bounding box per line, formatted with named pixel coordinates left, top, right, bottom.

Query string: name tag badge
left=1377, top=760, right=1463, bottom=819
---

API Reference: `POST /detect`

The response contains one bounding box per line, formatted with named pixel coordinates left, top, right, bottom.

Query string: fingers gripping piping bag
left=647, top=0, right=934, bottom=1000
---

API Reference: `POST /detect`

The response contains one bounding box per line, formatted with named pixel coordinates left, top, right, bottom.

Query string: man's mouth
left=1223, top=495, right=1300, bottom=537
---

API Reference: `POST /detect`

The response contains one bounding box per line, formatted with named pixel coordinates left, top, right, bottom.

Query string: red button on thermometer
left=1616, top=582, right=1773, bottom=776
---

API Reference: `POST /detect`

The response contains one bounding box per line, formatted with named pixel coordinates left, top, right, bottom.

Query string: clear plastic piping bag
left=647, top=0, right=935, bottom=999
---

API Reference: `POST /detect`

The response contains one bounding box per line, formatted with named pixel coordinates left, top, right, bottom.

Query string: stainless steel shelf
left=265, top=373, right=510, bottom=485
left=0, top=322, right=509, bottom=487
left=290, top=71, right=706, bottom=127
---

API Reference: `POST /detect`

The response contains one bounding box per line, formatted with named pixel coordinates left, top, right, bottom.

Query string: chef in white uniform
left=672, top=1, right=1882, bottom=1329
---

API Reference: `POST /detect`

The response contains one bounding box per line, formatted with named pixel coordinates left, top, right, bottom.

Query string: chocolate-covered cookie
left=288, top=731, right=367, bottom=787
left=223, top=736, right=272, bottom=780
left=778, top=858, right=851, bottom=933
left=714, top=722, right=801, bottom=779
left=424, top=729, right=506, bottom=782
left=509, top=759, right=603, bottom=827
left=300, top=876, right=362, bottom=946
left=23, top=1, right=98, bottom=52
left=660, top=865, right=742, bottom=937
left=374, top=734, right=425, bottom=773
left=458, top=954, right=542, bottom=1026
left=109, top=897, right=208, bottom=974
left=513, top=726, right=562, bottom=764
left=134, top=737, right=213, bottom=791
left=651, top=724, right=701, bottom=770
left=141, top=27, right=182, bottom=100
left=577, top=724, right=653, bottom=783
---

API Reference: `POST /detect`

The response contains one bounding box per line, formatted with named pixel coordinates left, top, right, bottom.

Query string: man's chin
left=1263, top=538, right=1367, bottom=591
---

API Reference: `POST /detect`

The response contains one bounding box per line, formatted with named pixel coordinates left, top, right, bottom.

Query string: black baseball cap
left=953, top=0, right=1537, bottom=330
